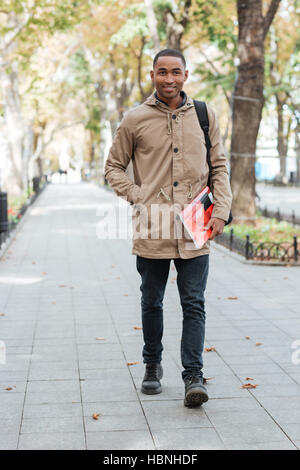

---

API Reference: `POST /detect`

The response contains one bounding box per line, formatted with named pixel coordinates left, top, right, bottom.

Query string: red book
left=179, top=186, right=214, bottom=249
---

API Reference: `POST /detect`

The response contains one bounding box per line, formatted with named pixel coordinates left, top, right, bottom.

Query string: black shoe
left=141, top=363, right=163, bottom=395
left=184, top=375, right=209, bottom=407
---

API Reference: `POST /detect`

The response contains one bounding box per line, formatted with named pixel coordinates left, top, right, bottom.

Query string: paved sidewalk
left=0, top=182, right=300, bottom=450
left=256, top=182, right=300, bottom=216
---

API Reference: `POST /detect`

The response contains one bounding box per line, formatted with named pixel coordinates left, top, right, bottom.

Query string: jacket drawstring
left=167, top=113, right=172, bottom=135
left=157, top=187, right=171, bottom=201
left=157, top=185, right=193, bottom=201
left=176, top=112, right=184, bottom=123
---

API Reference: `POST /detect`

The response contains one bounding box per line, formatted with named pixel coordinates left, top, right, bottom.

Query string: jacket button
left=174, top=148, right=178, bottom=153
left=172, top=114, right=176, bottom=119
left=173, top=181, right=178, bottom=187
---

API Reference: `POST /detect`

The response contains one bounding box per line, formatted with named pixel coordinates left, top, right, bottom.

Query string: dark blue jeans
left=136, top=254, right=209, bottom=382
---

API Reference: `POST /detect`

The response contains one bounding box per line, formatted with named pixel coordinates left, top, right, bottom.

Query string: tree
left=264, top=2, right=299, bottom=181
left=191, top=0, right=237, bottom=144
left=230, top=0, right=281, bottom=221
left=163, top=0, right=192, bottom=51
left=145, top=0, right=160, bottom=53
left=0, top=0, right=89, bottom=195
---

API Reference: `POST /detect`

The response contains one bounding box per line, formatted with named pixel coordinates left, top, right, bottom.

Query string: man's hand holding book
left=204, top=218, right=225, bottom=240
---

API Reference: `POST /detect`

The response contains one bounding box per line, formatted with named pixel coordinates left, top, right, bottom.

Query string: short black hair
left=153, top=49, right=186, bottom=69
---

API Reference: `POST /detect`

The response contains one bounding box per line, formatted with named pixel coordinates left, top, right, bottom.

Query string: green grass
left=7, top=189, right=34, bottom=223
left=8, top=189, right=34, bottom=213
left=224, top=216, right=300, bottom=243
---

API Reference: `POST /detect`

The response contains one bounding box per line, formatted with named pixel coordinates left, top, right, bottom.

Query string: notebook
left=179, top=186, right=214, bottom=249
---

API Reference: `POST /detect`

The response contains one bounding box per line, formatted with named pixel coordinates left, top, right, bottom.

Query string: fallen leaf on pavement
left=133, top=326, right=142, bottom=330
left=204, top=347, right=216, bottom=352
left=92, top=413, right=100, bottom=420
left=123, top=294, right=128, bottom=296
left=227, top=296, right=238, bottom=300
left=203, top=377, right=214, bottom=384
left=32, top=261, right=36, bottom=264
left=245, top=377, right=254, bottom=381
left=256, top=342, right=263, bottom=346
left=0, top=313, right=5, bottom=317
left=95, top=337, right=106, bottom=341
left=127, top=362, right=139, bottom=366
left=172, top=277, right=177, bottom=281
left=5, top=387, right=13, bottom=391
left=240, top=383, right=258, bottom=389
left=245, top=336, right=250, bottom=340
left=59, top=285, right=66, bottom=288
left=42, top=272, right=47, bottom=275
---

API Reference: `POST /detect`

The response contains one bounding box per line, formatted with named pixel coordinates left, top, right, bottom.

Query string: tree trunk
left=144, top=0, right=160, bottom=53
left=23, top=123, right=34, bottom=194
left=163, top=0, right=192, bottom=52
left=109, top=53, right=134, bottom=121
left=276, top=95, right=287, bottom=179
left=230, top=0, right=281, bottom=221
left=0, top=64, right=27, bottom=196
left=295, top=122, right=300, bottom=184
left=136, top=37, right=153, bottom=102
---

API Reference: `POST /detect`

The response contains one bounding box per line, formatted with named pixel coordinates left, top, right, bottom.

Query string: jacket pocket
left=134, top=183, right=147, bottom=206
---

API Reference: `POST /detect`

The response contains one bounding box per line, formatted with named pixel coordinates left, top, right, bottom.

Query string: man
left=105, top=49, right=232, bottom=407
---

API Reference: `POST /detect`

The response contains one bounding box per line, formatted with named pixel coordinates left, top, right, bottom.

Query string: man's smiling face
left=151, top=55, right=188, bottom=103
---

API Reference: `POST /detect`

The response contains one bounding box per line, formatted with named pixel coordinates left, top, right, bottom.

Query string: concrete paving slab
left=18, top=432, right=86, bottom=450
left=141, top=400, right=212, bottom=430
left=23, top=403, right=83, bottom=419
left=153, top=428, right=226, bottom=450
left=86, top=430, right=155, bottom=450
left=21, top=416, right=84, bottom=434
left=0, top=433, right=19, bottom=450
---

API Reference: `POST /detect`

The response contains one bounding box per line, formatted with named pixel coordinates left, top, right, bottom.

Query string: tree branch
left=179, top=0, right=192, bottom=28
left=263, top=0, right=281, bottom=39
left=3, top=11, right=33, bottom=51
left=31, top=121, right=84, bottom=162
left=199, top=50, right=231, bottom=107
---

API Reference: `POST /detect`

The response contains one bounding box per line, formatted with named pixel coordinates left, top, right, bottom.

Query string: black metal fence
left=258, top=206, right=300, bottom=226
left=215, top=229, right=299, bottom=263
left=0, top=177, right=47, bottom=252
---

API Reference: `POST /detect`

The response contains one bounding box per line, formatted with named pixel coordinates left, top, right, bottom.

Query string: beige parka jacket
left=105, top=92, right=232, bottom=259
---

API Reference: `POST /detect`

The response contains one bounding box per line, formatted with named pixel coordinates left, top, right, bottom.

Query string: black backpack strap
left=194, top=100, right=233, bottom=226
left=193, top=100, right=212, bottom=185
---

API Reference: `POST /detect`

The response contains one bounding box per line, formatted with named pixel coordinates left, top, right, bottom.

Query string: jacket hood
left=144, top=92, right=194, bottom=112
